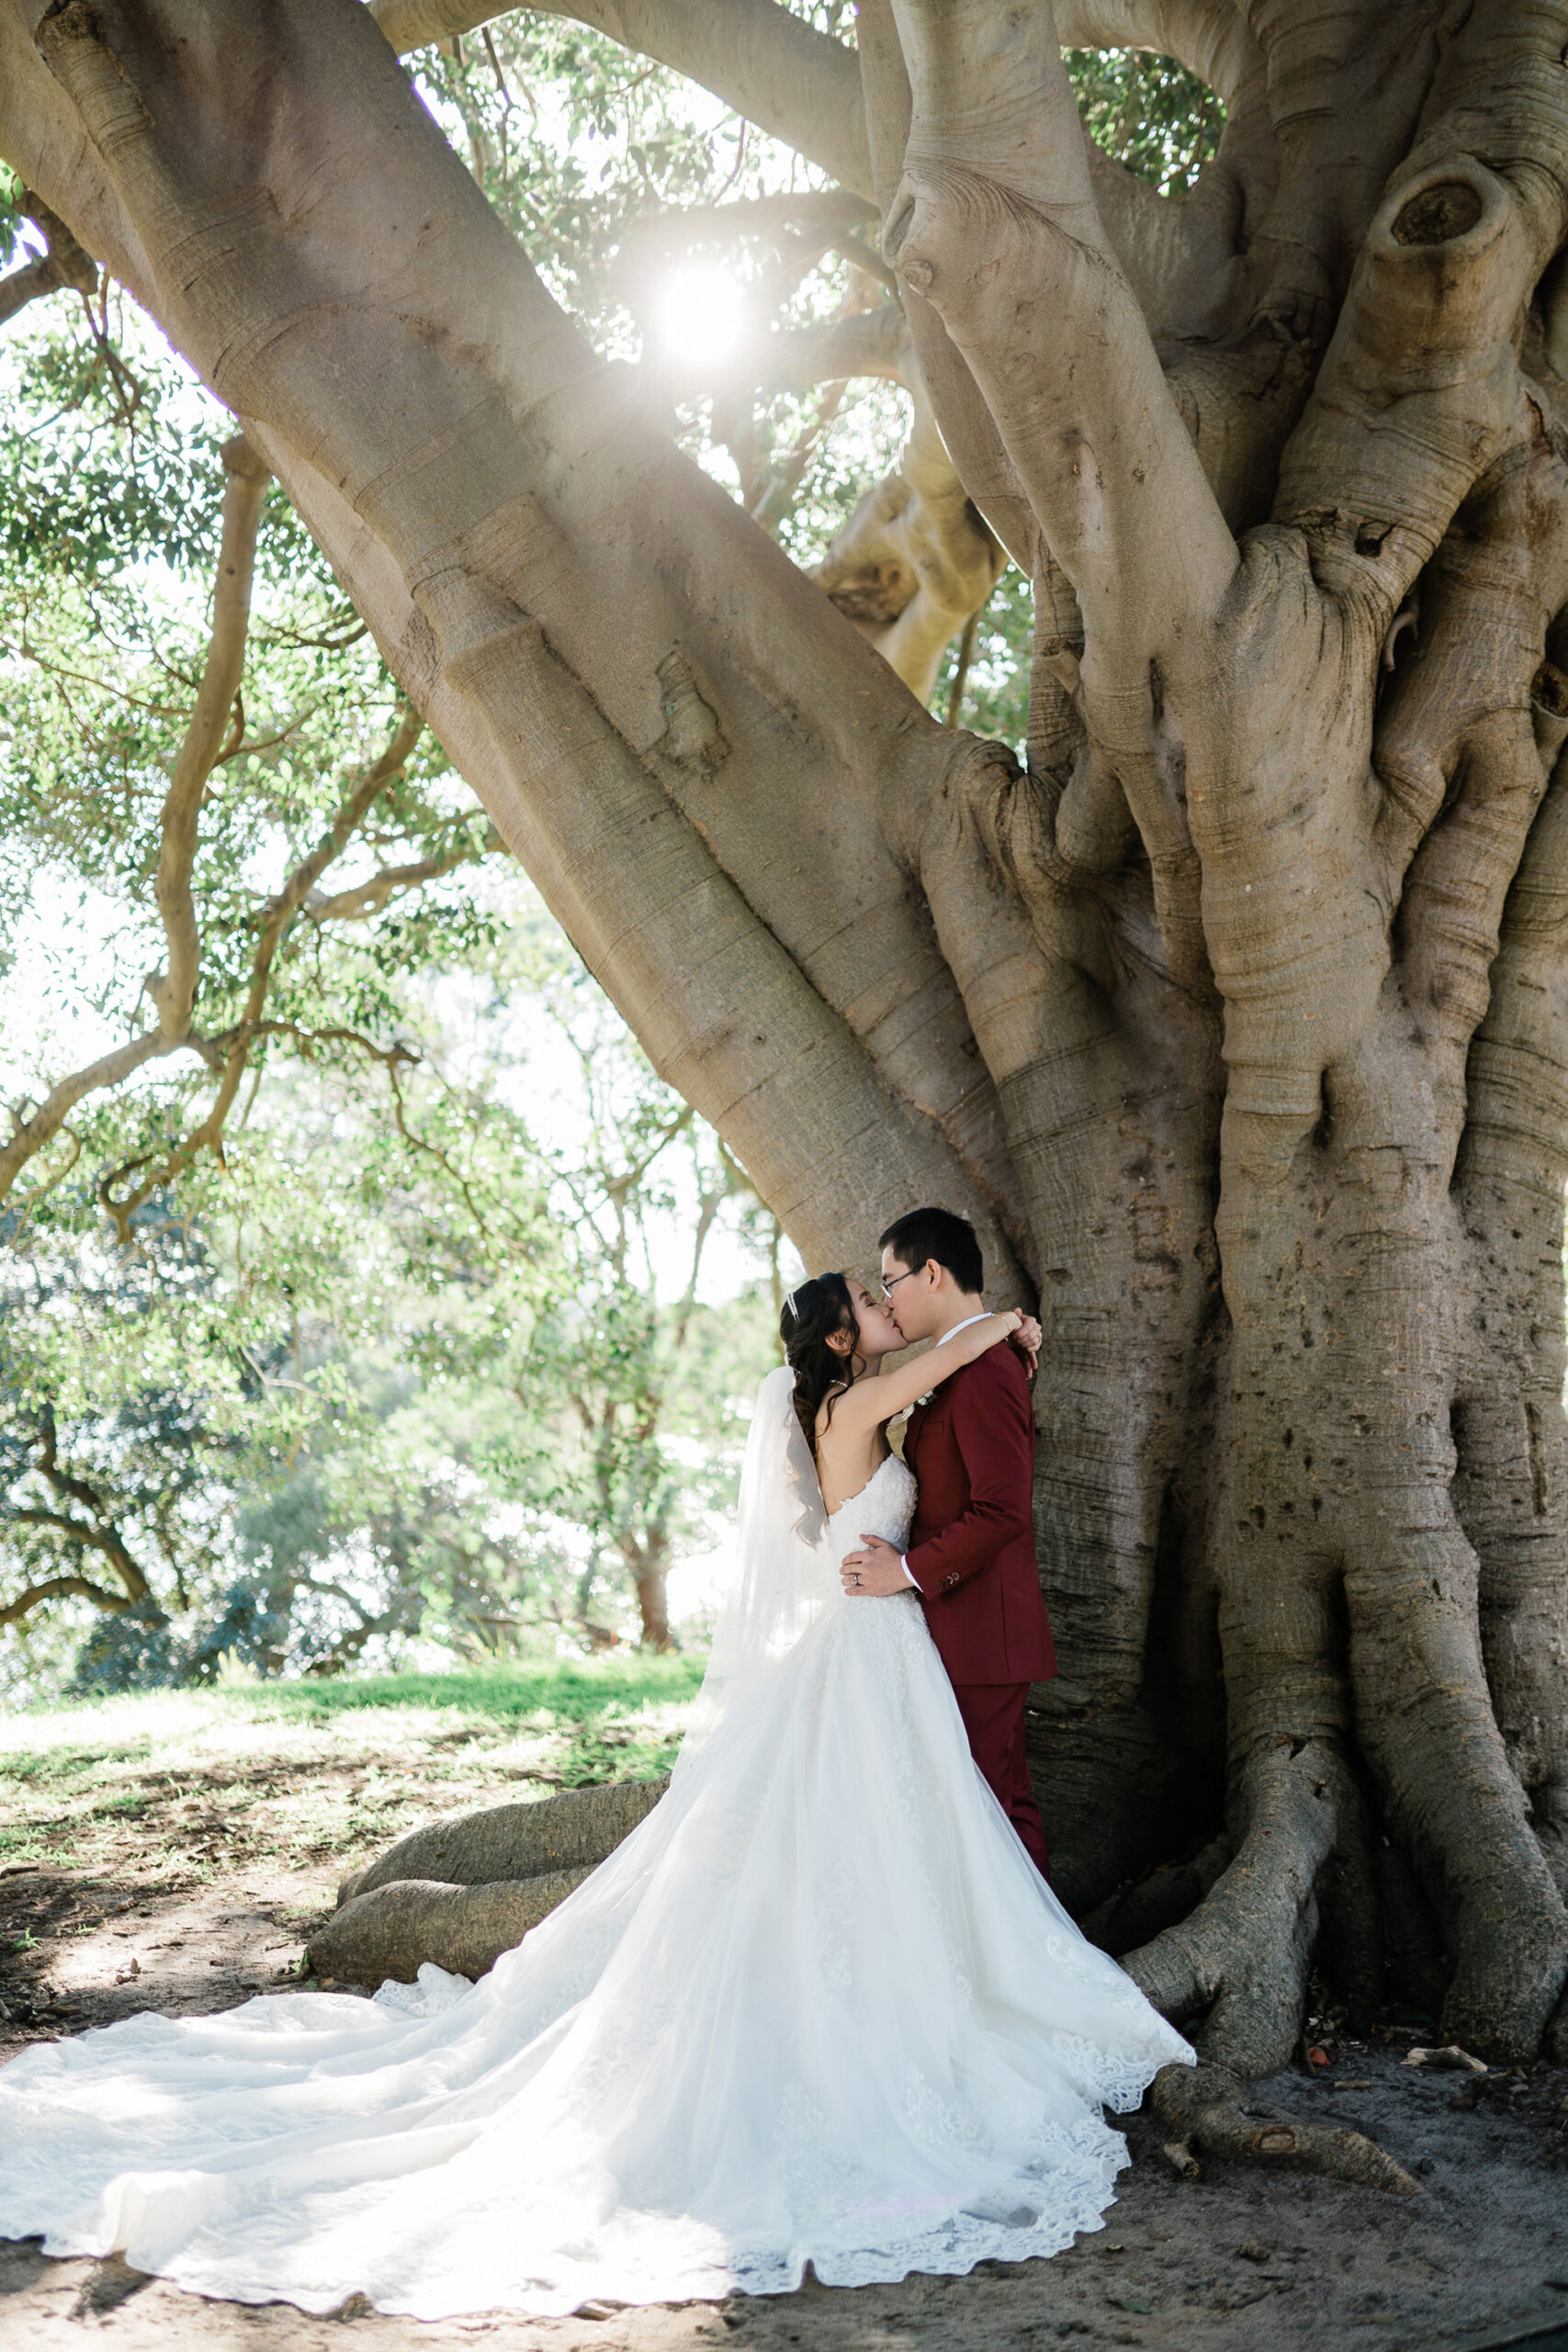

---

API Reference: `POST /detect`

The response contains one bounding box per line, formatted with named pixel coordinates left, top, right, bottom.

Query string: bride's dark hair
left=780, top=1272, right=859, bottom=1455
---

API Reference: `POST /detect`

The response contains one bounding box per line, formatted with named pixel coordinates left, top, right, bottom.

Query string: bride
left=0, top=1271, right=1192, bottom=2320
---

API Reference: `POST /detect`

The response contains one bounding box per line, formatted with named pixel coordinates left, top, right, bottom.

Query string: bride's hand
left=840, top=1535, right=909, bottom=1597
left=1010, top=1314, right=1042, bottom=1377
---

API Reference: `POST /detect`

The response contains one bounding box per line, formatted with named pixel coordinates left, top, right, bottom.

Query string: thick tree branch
left=852, top=0, right=1034, bottom=579
left=1123, top=1741, right=1337, bottom=2071
left=1277, top=165, right=1543, bottom=606
left=306, top=833, right=488, bottom=922
left=9, top=1414, right=154, bottom=1606
left=0, top=17, right=169, bottom=321
left=7, top=0, right=1036, bottom=1273
left=854, top=0, right=1279, bottom=582
left=1381, top=433, right=1568, bottom=1090
left=1055, top=0, right=1258, bottom=112
left=1150, top=2060, right=1419, bottom=2196
left=884, top=0, right=1236, bottom=664
left=373, top=0, right=1273, bottom=232
left=1081, top=139, right=1245, bottom=345
left=745, top=302, right=910, bottom=397
left=813, top=392, right=1005, bottom=704
left=144, top=433, right=270, bottom=1037
left=1235, top=1, right=1447, bottom=337
left=0, top=1029, right=178, bottom=1206
left=16, top=0, right=1025, bottom=1274
left=616, top=189, right=877, bottom=271
left=258, top=427, right=1031, bottom=1284
left=0, top=1572, right=133, bottom=1626
left=369, top=0, right=875, bottom=200
left=705, top=252, right=985, bottom=686
left=870, top=0, right=1248, bottom=1015
left=1456, top=741, right=1568, bottom=1820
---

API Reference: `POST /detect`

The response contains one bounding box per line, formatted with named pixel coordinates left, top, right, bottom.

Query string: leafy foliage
left=1066, top=48, right=1224, bottom=192
left=0, top=167, right=28, bottom=276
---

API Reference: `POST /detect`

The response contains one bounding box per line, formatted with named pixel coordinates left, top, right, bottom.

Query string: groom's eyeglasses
left=879, top=1270, right=918, bottom=1301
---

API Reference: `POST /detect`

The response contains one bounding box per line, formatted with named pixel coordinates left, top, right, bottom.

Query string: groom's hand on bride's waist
left=840, top=1535, right=915, bottom=1598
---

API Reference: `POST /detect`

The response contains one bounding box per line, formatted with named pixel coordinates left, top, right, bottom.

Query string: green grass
left=0, top=1657, right=705, bottom=1883
left=215, top=1654, right=706, bottom=1726
left=3, top=1651, right=703, bottom=1740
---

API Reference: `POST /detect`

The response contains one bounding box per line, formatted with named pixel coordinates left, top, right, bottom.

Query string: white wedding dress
left=0, top=1369, right=1191, bottom=2319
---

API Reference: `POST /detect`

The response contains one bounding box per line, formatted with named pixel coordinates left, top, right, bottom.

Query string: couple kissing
left=781, top=1204, right=1056, bottom=1878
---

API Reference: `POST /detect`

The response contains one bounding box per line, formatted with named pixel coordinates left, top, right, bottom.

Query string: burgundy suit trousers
left=952, top=1681, right=1049, bottom=1881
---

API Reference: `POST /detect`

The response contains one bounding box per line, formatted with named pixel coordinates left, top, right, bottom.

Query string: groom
left=841, top=1205, right=1055, bottom=1878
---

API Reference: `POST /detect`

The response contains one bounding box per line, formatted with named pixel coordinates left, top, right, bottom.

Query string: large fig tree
left=6, top=0, right=1568, bottom=2096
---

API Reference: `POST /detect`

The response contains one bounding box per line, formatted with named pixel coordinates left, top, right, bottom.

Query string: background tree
left=4, top=0, right=1567, bottom=2153
left=0, top=927, right=777, bottom=1688
left=0, top=264, right=778, bottom=1683
left=344, top=925, right=779, bottom=1662
left=493, top=1011, right=760, bottom=1656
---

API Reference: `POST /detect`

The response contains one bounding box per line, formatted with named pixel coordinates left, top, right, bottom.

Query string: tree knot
left=651, top=651, right=729, bottom=780
left=1392, top=182, right=1483, bottom=249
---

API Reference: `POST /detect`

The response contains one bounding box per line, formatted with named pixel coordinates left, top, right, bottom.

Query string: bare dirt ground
left=4, top=1677, right=1567, bottom=2352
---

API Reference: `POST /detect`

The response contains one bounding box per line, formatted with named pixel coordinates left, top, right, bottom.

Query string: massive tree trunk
left=6, top=0, right=1568, bottom=2075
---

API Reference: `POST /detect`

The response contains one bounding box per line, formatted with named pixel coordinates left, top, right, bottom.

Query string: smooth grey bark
left=309, top=1871, right=594, bottom=1984
left=370, top=0, right=875, bottom=200
left=337, top=1776, right=668, bottom=1903
left=5, top=0, right=1568, bottom=2100
left=314, top=1778, right=670, bottom=1987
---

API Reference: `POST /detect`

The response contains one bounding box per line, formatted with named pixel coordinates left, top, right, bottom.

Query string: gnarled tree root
left=312, top=1776, right=672, bottom=1986
left=1150, top=2061, right=1419, bottom=2196
left=1122, top=1742, right=1340, bottom=2077
left=336, top=1775, right=670, bottom=1905
left=308, top=1870, right=592, bottom=1986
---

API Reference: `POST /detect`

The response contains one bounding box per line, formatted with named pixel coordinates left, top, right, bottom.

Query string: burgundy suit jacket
left=903, top=1345, right=1056, bottom=1687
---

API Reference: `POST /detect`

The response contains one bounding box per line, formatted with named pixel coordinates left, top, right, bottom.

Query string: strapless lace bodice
left=825, top=1453, right=916, bottom=1561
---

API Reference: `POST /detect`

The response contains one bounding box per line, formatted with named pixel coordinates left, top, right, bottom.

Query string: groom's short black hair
left=878, top=1206, right=983, bottom=1296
